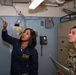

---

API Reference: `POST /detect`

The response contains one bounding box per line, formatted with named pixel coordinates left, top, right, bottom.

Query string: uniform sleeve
left=65, top=49, right=73, bottom=67
left=2, top=30, right=15, bottom=45
left=65, top=49, right=75, bottom=75
left=30, top=49, right=38, bottom=75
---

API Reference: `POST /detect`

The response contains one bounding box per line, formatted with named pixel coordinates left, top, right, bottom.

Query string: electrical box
left=40, top=36, right=47, bottom=45
left=45, top=18, right=54, bottom=28
left=12, top=25, right=24, bottom=39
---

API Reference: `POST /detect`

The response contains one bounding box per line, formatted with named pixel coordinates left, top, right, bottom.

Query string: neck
left=21, top=41, right=29, bottom=49
left=73, top=43, right=76, bottom=49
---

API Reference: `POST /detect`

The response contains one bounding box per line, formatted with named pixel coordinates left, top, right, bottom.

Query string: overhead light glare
left=29, top=0, right=44, bottom=10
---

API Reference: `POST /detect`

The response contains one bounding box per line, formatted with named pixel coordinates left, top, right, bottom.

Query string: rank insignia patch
left=22, top=54, right=30, bottom=59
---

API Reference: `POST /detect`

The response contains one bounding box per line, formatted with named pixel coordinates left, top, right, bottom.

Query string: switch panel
left=12, top=26, right=24, bottom=39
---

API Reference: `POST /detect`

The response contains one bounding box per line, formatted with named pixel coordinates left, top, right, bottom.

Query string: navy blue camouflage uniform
left=2, top=30, right=38, bottom=75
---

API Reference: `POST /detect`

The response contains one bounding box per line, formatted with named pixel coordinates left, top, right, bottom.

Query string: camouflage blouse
left=65, top=49, right=76, bottom=75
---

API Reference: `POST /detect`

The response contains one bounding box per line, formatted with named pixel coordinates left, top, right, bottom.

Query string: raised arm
left=2, top=21, right=15, bottom=45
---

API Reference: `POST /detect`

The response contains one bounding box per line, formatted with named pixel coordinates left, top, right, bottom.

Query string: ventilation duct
left=13, top=0, right=30, bottom=3
left=0, top=0, right=30, bottom=6
left=1, top=0, right=13, bottom=6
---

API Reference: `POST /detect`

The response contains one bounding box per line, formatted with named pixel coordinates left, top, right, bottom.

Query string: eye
left=71, top=31, right=76, bottom=35
left=26, top=31, right=30, bottom=35
left=26, top=32, right=29, bottom=35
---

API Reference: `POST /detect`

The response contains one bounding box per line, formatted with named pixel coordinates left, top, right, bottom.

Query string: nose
left=22, top=33, right=26, bottom=37
left=68, top=32, right=72, bottom=37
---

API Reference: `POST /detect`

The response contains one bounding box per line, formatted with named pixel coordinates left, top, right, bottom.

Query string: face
left=21, top=29, right=31, bottom=42
left=68, top=28, right=76, bottom=43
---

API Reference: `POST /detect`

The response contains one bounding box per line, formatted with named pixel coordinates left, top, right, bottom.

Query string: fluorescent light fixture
left=29, top=0, right=44, bottom=10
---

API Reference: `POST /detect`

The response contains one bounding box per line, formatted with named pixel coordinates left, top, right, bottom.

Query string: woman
left=2, top=21, right=38, bottom=75
left=58, top=26, right=76, bottom=75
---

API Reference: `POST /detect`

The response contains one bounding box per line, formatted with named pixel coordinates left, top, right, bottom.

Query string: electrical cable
left=0, top=17, right=4, bottom=22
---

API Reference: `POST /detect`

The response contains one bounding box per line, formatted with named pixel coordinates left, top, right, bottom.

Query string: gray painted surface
left=0, top=16, right=60, bottom=75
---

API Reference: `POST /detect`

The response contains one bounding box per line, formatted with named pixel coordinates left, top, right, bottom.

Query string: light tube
left=29, top=0, right=44, bottom=10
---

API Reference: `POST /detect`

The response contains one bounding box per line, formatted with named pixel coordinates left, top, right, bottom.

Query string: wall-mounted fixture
left=45, top=17, right=54, bottom=28
left=12, top=24, right=24, bottom=39
left=40, top=36, right=47, bottom=56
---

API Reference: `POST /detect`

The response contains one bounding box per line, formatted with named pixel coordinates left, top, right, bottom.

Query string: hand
left=57, top=70, right=64, bottom=75
left=3, top=21, right=8, bottom=28
left=2, top=21, right=8, bottom=31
